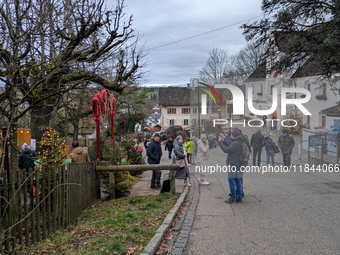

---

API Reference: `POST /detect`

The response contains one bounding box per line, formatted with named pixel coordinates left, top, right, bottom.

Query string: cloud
left=108, top=0, right=263, bottom=85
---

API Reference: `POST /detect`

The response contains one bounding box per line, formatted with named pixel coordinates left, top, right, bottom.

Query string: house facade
left=159, top=87, right=228, bottom=130
left=245, top=36, right=340, bottom=130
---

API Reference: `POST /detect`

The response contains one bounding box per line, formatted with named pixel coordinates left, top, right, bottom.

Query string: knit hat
left=231, top=129, right=242, bottom=138
left=176, top=135, right=183, bottom=141
left=200, top=134, right=207, bottom=140
left=153, top=133, right=160, bottom=138
left=265, top=133, right=270, bottom=138
left=231, top=127, right=242, bottom=132
left=22, top=143, right=29, bottom=150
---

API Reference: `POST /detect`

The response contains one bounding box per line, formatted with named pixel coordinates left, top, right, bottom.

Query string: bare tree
left=0, top=0, right=147, bottom=169
left=231, top=42, right=267, bottom=83
left=199, top=48, right=232, bottom=85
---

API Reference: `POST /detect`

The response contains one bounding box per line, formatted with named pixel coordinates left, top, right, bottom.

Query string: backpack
left=235, top=140, right=250, bottom=163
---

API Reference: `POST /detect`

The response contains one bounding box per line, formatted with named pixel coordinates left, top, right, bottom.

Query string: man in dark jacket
left=18, top=143, right=38, bottom=177
left=278, top=129, right=295, bottom=167
left=218, top=129, right=243, bottom=204
left=147, top=134, right=162, bottom=188
left=165, top=137, right=174, bottom=159
left=250, top=129, right=265, bottom=166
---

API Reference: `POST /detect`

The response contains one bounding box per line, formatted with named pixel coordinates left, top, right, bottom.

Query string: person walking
left=173, top=135, right=191, bottom=186
left=250, top=129, right=265, bottom=166
left=185, top=138, right=196, bottom=166
left=165, top=136, right=174, bottom=160
left=262, top=115, right=268, bottom=129
left=147, top=133, right=163, bottom=188
left=264, top=133, right=275, bottom=166
left=70, top=141, right=90, bottom=163
left=18, top=143, right=38, bottom=177
left=218, top=129, right=243, bottom=203
left=278, top=129, right=295, bottom=167
left=197, top=134, right=210, bottom=185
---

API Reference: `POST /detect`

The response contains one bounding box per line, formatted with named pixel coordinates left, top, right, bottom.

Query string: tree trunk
left=73, top=122, right=79, bottom=141
left=30, top=105, right=54, bottom=152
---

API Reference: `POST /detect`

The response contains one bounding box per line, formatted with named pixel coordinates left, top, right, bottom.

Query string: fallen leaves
left=190, top=248, right=199, bottom=252
left=190, top=232, right=196, bottom=236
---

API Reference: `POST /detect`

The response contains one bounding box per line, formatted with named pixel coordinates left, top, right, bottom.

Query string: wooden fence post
left=170, top=170, right=176, bottom=193
left=109, top=172, right=115, bottom=199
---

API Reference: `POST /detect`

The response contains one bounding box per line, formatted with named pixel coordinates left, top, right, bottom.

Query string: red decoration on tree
left=92, top=89, right=116, bottom=159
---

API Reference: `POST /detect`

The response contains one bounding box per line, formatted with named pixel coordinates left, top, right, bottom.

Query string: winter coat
left=71, top=147, right=90, bottom=163
left=185, top=141, right=196, bottom=154
left=196, top=139, right=209, bottom=166
left=218, top=136, right=243, bottom=171
left=243, top=134, right=252, bottom=154
left=173, top=137, right=189, bottom=179
left=18, top=148, right=38, bottom=171
left=264, top=137, right=276, bottom=151
left=144, top=139, right=150, bottom=149
left=165, top=140, right=174, bottom=151
left=193, top=139, right=198, bottom=153
left=147, top=139, right=162, bottom=164
left=251, top=131, right=265, bottom=150
left=278, top=135, right=295, bottom=155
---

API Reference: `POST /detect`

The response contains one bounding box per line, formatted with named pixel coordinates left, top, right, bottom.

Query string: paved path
left=183, top=137, right=340, bottom=254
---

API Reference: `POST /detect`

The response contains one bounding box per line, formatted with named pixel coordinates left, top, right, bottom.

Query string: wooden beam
left=96, top=164, right=181, bottom=172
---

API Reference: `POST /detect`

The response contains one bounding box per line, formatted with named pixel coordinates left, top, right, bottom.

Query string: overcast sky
left=108, top=0, right=263, bottom=85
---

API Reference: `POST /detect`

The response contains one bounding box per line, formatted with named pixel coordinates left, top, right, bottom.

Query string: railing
left=0, top=161, right=98, bottom=253
left=96, top=164, right=181, bottom=199
left=308, top=135, right=340, bottom=164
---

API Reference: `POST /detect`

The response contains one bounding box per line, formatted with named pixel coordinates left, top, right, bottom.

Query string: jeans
left=151, top=170, right=161, bottom=187
left=187, top=153, right=192, bottom=164
left=266, top=149, right=275, bottom=165
left=253, top=148, right=262, bottom=166
left=168, top=150, right=172, bottom=159
left=192, top=152, right=197, bottom=164
left=228, top=177, right=243, bottom=202
left=283, top=154, right=291, bottom=167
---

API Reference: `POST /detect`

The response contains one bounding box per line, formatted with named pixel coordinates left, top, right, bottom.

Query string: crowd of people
left=145, top=126, right=296, bottom=204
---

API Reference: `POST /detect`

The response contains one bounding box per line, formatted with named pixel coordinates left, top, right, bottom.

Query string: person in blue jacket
left=165, top=136, right=174, bottom=159
left=147, top=133, right=163, bottom=188
left=218, top=129, right=243, bottom=203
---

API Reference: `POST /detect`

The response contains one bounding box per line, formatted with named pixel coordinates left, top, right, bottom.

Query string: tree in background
left=242, top=0, right=340, bottom=77
left=166, top=126, right=177, bottom=139
left=204, top=120, right=218, bottom=136
left=231, top=42, right=267, bottom=82
left=116, top=84, right=148, bottom=134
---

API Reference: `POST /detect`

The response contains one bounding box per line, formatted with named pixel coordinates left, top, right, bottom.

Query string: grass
left=146, top=91, right=158, bottom=97
left=18, top=193, right=180, bottom=255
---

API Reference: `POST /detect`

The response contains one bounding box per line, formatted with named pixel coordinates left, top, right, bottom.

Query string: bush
left=88, top=137, right=144, bottom=197
left=166, top=125, right=177, bottom=139
left=176, top=130, right=189, bottom=141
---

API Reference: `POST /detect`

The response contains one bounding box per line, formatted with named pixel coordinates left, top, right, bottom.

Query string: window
left=322, top=83, right=326, bottom=96
left=322, top=116, right=326, bottom=127
left=192, top=119, right=197, bottom=126
left=182, top=108, right=190, bottom=114
left=271, top=58, right=275, bottom=67
left=260, top=84, right=263, bottom=94
left=201, top=119, right=206, bottom=125
left=169, top=119, right=175, bottom=125
left=307, top=116, right=310, bottom=124
left=167, top=108, right=176, bottom=114
left=184, top=119, right=189, bottom=125
left=307, top=84, right=311, bottom=91
left=252, top=84, right=254, bottom=94
left=270, top=85, right=275, bottom=95
left=193, top=108, right=197, bottom=114
left=212, top=107, right=217, bottom=113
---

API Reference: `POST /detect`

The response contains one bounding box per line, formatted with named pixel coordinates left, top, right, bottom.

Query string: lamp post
left=189, top=79, right=201, bottom=138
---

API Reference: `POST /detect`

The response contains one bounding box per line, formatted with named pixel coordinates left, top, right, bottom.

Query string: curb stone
left=141, top=186, right=189, bottom=255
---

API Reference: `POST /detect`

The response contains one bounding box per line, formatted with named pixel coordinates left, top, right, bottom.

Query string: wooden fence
left=0, top=161, right=98, bottom=254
